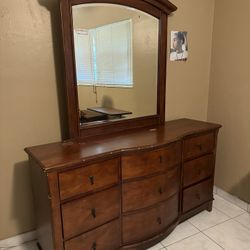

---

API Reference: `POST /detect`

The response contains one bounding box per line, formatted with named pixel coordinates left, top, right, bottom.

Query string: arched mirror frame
left=59, top=0, right=177, bottom=139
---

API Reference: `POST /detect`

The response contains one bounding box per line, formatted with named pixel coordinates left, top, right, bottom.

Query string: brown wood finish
left=183, top=132, right=215, bottom=160
left=122, top=168, right=179, bottom=212
left=182, top=178, right=214, bottom=213
left=183, top=154, right=214, bottom=188
left=62, top=187, right=120, bottom=239
left=122, top=194, right=178, bottom=244
left=27, top=119, right=221, bottom=250
left=59, top=0, right=177, bottom=139
left=122, top=142, right=181, bottom=180
left=64, top=219, right=121, bottom=250
left=59, top=158, right=119, bottom=200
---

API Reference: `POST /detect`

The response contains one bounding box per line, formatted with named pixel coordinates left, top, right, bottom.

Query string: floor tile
left=234, top=212, right=250, bottom=230
left=203, top=219, right=250, bottom=250
left=161, top=221, right=199, bottom=247
left=7, top=241, right=38, bottom=250
left=147, top=242, right=165, bottom=250
left=188, top=207, right=230, bottom=230
left=213, top=194, right=245, bottom=218
left=167, top=233, right=223, bottom=250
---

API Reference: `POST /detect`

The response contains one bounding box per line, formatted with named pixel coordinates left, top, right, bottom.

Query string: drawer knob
left=196, top=144, right=203, bottom=151
left=157, top=217, right=162, bottom=225
left=196, top=193, right=201, bottom=200
left=91, top=208, right=96, bottom=218
left=158, top=187, right=163, bottom=194
left=159, top=156, right=163, bottom=163
left=89, top=176, right=95, bottom=185
left=92, top=242, right=96, bottom=250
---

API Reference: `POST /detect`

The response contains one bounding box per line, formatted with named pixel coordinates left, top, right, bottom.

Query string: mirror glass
left=72, top=4, right=159, bottom=125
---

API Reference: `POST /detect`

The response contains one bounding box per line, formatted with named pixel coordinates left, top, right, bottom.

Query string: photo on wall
left=170, top=31, right=188, bottom=61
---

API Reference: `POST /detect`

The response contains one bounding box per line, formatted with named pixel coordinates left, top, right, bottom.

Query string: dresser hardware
left=158, top=187, right=163, bottom=194
left=92, top=242, right=96, bottom=250
left=91, top=208, right=96, bottom=218
left=196, top=144, right=202, bottom=150
left=89, top=176, right=94, bottom=185
left=197, top=169, right=201, bottom=175
left=196, top=193, right=201, bottom=200
left=159, top=156, right=163, bottom=163
left=157, top=217, right=162, bottom=225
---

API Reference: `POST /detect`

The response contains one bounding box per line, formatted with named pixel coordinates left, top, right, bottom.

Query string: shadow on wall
left=37, top=0, right=69, bottom=140
left=102, top=95, right=114, bottom=108
left=11, top=161, right=35, bottom=233
left=230, top=172, right=250, bottom=204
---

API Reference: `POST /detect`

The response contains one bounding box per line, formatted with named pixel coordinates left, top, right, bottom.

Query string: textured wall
left=0, top=0, right=67, bottom=239
left=208, top=0, right=250, bottom=203
left=166, top=0, right=215, bottom=121
left=0, top=0, right=215, bottom=239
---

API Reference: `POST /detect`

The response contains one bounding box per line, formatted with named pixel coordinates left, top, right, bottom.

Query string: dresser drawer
left=182, top=179, right=213, bottom=213
left=59, top=158, right=119, bottom=200
left=123, top=167, right=179, bottom=212
left=65, top=219, right=121, bottom=250
left=183, top=133, right=215, bottom=160
left=123, top=194, right=178, bottom=244
left=122, top=142, right=181, bottom=180
left=62, top=187, right=120, bottom=239
left=183, top=154, right=214, bottom=188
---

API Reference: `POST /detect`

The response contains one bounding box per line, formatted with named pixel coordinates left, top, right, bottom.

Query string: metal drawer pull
left=92, top=242, right=96, bottom=250
left=157, top=217, right=162, bottom=225
left=89, top=176, right=94, bottom=185
left=196, top=144, right=203, bottom=151
left=159, top=156, right=163, bottom=163
left=158, top=187, right=163, bottom=194
left=91, top=208, right=96, bottom=218
left=196, top=193, right=201, bottom=200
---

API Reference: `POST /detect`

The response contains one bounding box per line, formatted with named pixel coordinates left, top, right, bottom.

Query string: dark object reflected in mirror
left=72, top=4, right=158, bottom=126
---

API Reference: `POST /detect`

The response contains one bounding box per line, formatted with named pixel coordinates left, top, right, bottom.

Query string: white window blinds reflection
left=74, top=19, right=133, bottom=87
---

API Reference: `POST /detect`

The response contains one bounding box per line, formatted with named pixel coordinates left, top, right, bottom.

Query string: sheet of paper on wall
left=170, top=31, right=188, bottom=61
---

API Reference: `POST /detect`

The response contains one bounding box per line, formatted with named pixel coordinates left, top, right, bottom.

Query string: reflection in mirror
left=72, top=4, right=159, bottom=125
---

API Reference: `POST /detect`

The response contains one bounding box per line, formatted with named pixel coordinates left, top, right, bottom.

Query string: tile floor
left=1, top=194, right=250, bottom=250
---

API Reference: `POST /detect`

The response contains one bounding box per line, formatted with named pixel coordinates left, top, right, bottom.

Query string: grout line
left=161, top=231, right=201, bottom=248
left=232, top=217, right=250, bottom=231
left=200, top=231, right=226, bottom=250
left=187, top=207, right=231, bottom=231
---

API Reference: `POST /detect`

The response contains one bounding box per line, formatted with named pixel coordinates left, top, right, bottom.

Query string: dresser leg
left=207, top=201, right=213, bottom=212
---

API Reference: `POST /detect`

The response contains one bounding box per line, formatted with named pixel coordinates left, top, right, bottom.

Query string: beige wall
left=0, top=0, right=65, bottom=240
left=0, top=0, right=216, bottom=240
left=74, top=6, right=158, bottom=118
left=166, top=0, right=215, bottom=121
left=208, top=0, right=250, bottom=203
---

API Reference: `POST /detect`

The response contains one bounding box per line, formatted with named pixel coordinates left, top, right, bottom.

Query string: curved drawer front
left=59, top=158, right=119, bottom=200
left=65, top=219, right=121, bottom=250
left=123, top=194, right=178, bottom=244
left=183, top=154, right=214, bottom=188
left=122, top=142, right=181, bottom=180
left=183, top=133, right=214, bottom=160
left=123, top=167, right=179, bottom=212
left=62, top=187, right=120, bottom=239
left=182, top=178, right=213, bottom=213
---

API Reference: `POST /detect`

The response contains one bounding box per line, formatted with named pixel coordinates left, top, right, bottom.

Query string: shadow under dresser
left=25, top=118, right=221, bottom=250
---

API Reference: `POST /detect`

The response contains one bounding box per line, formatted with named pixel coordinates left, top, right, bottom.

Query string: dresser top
left=25, top=119, right=221, bottom=172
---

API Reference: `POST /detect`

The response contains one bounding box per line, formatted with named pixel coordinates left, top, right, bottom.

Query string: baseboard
left=214, top=185, right=250, bottom=213
left=0, top=230, right=36, bottom=248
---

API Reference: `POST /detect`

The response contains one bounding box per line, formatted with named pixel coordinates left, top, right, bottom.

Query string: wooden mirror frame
left=59, top=0, right=177, bottom=139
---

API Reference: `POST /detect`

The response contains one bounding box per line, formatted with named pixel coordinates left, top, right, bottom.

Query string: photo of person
left=170, top=31, right=188, bottom=61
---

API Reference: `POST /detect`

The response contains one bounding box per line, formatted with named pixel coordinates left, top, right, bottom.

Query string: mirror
left=72, top=4, right=159, bottom=125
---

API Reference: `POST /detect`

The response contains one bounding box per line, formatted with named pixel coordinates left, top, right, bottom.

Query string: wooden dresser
left=25, top=118, right=221, bottom=250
